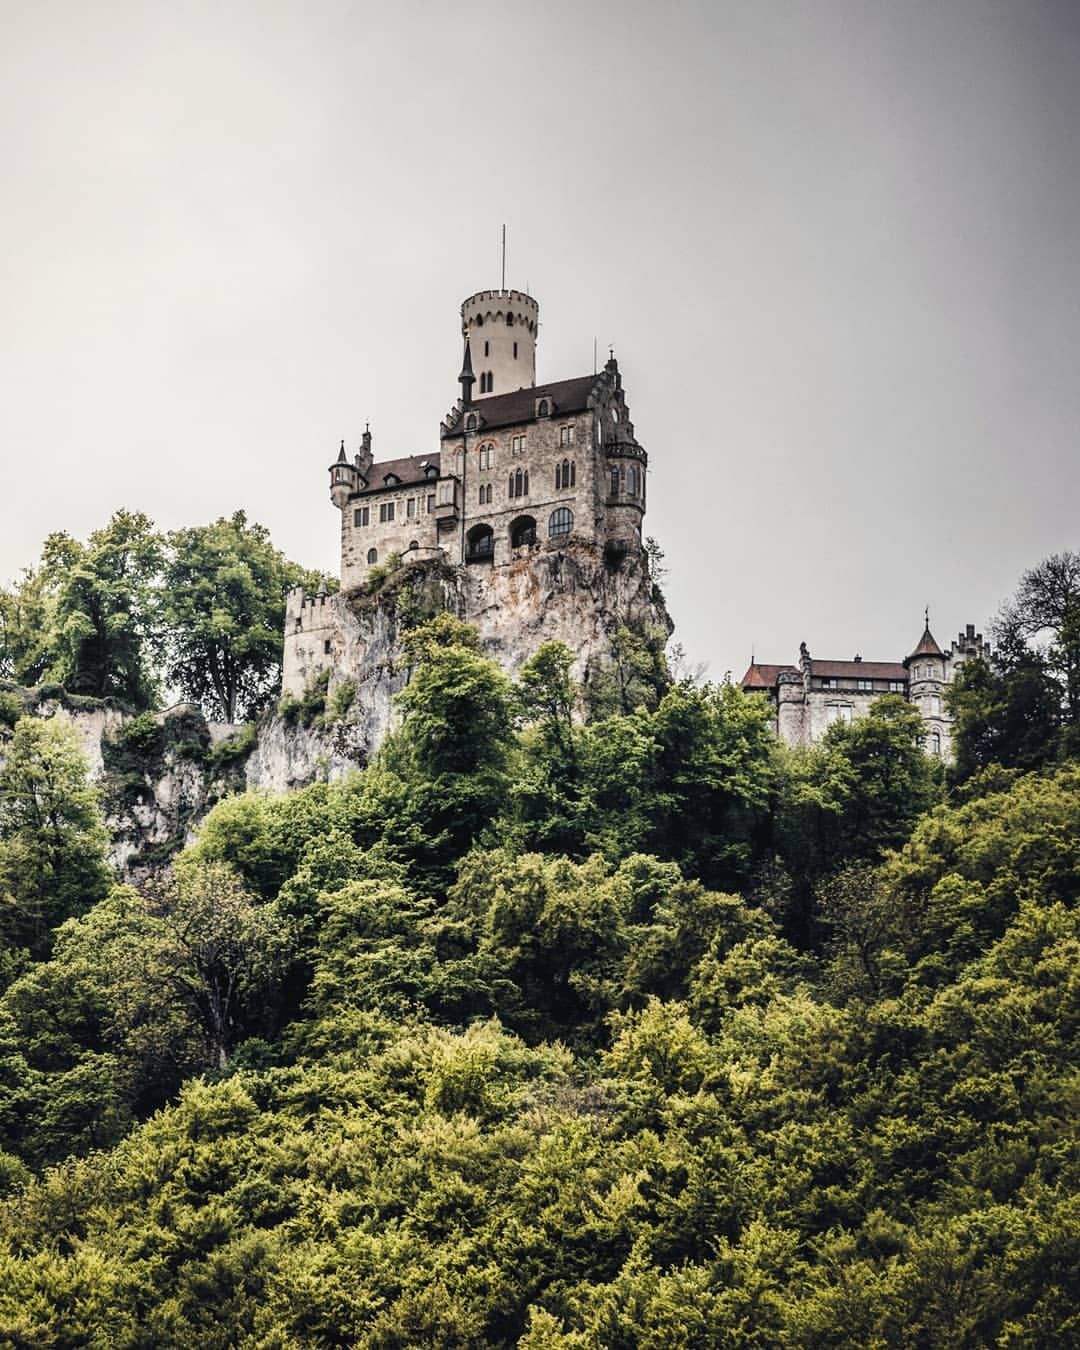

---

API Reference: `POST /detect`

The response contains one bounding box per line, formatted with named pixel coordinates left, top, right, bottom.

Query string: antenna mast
left=501, top=224, right=506, bottom=290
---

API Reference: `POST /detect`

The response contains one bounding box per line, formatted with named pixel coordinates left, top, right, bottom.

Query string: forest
left=0, top=518, right=1078, bottom=1348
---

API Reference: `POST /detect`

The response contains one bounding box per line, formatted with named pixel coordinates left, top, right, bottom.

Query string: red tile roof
left=443, top=374, right=601, bottom=437
left=740, top=663, right=798, bottom=689
left=357, top=452, right=442, bottom=496
left=907, top=626, right=945, bottom=661
left=810, top=660, right=908, bottom=681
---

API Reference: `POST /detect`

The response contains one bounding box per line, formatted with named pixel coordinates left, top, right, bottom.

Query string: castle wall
left=282, top=587, right=338, bottom=698
left=340, top=481, right=441, bottom=590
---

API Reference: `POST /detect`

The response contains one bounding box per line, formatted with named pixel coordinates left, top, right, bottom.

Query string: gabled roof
left=740, top=663, right=798, bottom=690
left=443, top=373, right=600, bottom=438
left=810, top=659, right=908, bottom=681
left=906, top=626, right=945, bottom=662
left=356, top=452, right=442, bottom=496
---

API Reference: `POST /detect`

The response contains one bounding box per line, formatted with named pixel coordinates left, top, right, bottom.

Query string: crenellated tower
left=460, top=289, right=539, bottom=397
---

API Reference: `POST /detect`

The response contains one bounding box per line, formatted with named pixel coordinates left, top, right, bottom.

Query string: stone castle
left=280, top=284, right=669, bottom=745
left=740, top=621, right=992, bottom=758
left=281, top=278, right=984, bottom=765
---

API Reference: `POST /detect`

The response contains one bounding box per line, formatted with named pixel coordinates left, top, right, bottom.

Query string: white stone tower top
left=460, top=289, right=538, bottom=398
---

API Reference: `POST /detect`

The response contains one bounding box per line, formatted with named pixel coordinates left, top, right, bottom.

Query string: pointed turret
left=329, top=437, right=359, bottom=511
left=458, top=334, right=476, bottom=406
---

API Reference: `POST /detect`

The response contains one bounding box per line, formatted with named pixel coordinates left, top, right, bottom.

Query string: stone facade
left=283, top=285, right=663, bottom=709
left=743, top=623, right=993, bottom=758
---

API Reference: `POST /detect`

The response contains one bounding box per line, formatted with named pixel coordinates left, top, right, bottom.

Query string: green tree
left=48, top=511, right=163, bottom=708
left=0, top=717, right=111, bottom=958
left=161, top=511, right=332, bottom=722
left=0, top=566, right=58, bottom=687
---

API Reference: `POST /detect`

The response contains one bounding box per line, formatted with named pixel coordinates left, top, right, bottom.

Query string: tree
left=48, top=512, right=163, bottom=708
left=0, top=566, right=58, bottom=687
left=160, top=512, right=331, bottom=722
left=0, top=717, right=111, bottom=958
left=148, top=861, right=293, bottom=1069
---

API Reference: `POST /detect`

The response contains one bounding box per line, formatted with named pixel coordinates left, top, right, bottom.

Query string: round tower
left=460, top=289, right=538, bottom=398
left=329, top=439, right=359, bottom=511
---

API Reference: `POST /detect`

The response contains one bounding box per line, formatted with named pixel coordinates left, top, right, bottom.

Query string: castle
left=281, top=277, right=985, bottom=767
left=281, top=285, right=664, bottom=709
left=740, top=621, right=992, bottom=757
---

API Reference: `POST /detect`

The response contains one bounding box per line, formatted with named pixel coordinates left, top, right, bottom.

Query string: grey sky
left=3, top=0, right=1078, bottom=679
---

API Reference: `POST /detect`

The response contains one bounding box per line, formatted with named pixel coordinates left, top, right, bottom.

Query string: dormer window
left=384, top=473, right=400, bottom=486
left=424, top=464, right=438, bottom=479
left=466, top=414, right=478, bottom=431
left=536, top=399, right=549, bottom=418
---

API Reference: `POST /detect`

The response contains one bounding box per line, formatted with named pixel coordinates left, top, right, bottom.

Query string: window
left=409, top=539, right=419, bottom=550
left=353, top=506, right=369, bottom=527
left=930, top=694, right=941, bottom=715
left=367, top=548, right=378, bottom=565
left=559, top=425, right=575, bottom=446
left=826, top=703, right=854, bottom=724
left=549, top=507, right=573, bottom=537
left=478, top=444, right=494, bottom=470
left=889, top=680, right=904, bottom=692
left=484, top=340, right=490, bottom=357
left=424, top=464, right=438, bottom=479
left=857, top=678, right=871, bottom=691
left=506, top=312, right=514, bottom=326
left=427, top=494, right=435, bottom=513
left=513, top=341, right=518, bottom=358
left=479, top=372, right=494, bottom=394
left=466, top=414, right=477, bottom=431
left=556, top=458, right=576, bottom=490
left=384, top=473, right=400, bottom=486
left=509, top=468, right=529, bottom=499
left=511, top=434, right=524, bottom=455
left=407, top=498, right=416, bottom=518
left=537, top=399, right=549, bottom=417
left=324, top=639, right=331, bottom=655
left=466, top=523, right=494, bottom=561
left=379, top=502, right=395, bottom=523
left=610, top=466, right=620, bottom=496
left=478, top=483, right=493, bottom=505
left=611, top=406, right=620, bottom=422
left=822, top=678, right=837, bottom=689
left=627, top=465, right=639, bottom=497
left=930, top=732, right=941, bottom=754
left=511, top=515, right=537, bottom=547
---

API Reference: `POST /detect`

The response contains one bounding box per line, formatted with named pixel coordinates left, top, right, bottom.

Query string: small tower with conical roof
left=905, top=617, right=949, bottom=757
left=329, top=439, right=360, bottom=511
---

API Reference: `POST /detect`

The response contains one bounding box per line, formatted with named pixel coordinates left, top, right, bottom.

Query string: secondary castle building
left=327, top=287, right=647, bottom=590
left=741, top=622, right=992, bottom=757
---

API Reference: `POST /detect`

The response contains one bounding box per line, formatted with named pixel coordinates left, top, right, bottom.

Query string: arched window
left=510, top=515, right=537, bottom=548
left=466, top=523, right=494, bottom=562
left=549, top=507, right=573, bottom=537
left=627, top=466, right=638, bottom=496
left=509, top=468, right=529, bottom=499
left=466, top=414, right=477, bottom=431
left=610, top=466, right=620, bottom=497
left=555, top=458, right=576, bottom=490
left=474, top=314, right=484, bottom=327
left=409, top=540, right=419, bottom=550
left=484, top=340, right=490, bottom=357
left=478, top=443, right=493, bottom=470
left=506, top=312, right=514, bottom=326
left=537, top=399, right=549, bottom=417
left=367, top=548, right=378, bottom=565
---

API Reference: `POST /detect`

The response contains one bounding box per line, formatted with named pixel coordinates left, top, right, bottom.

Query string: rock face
left=261, top=541, right=671, bottom=792
left=3, top=542, right=672, bottom=859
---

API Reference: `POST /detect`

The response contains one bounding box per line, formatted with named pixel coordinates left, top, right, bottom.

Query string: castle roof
left=906, top=626, right=945, bottom=662
left=741, top=662, right=798, bottom=689
left=810, top=659, right=909, bottom=681
left=356, top=452, right=442, bottom=496
left=442, top=373, right=600, bottom=438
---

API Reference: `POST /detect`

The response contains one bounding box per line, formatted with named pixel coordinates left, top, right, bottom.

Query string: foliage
left=0, top=717, right=111, bottom=959
left=160, top=511, right=316, bottom=722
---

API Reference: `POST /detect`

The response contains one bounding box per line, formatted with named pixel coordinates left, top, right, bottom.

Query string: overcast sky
left=3, top=0, right=1078, bottom=679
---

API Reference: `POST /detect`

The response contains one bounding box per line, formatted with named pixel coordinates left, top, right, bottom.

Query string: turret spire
left=458, top=333, right=476, bottom=406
